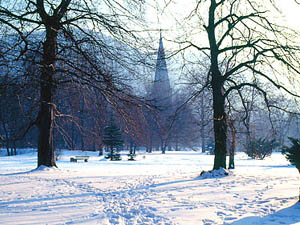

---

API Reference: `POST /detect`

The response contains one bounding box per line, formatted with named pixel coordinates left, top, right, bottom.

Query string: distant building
left=152, top=33, right=172, bottom=111
left=148, top=33, right=173, bottom=152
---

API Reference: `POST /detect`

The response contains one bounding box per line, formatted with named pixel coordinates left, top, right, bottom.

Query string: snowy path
left=0, top=151, right=299, bottom=225
left=0, top=170, right=175, bottom=225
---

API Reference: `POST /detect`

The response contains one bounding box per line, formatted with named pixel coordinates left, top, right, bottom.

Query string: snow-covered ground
left=0, top=150, right=299, bottom=225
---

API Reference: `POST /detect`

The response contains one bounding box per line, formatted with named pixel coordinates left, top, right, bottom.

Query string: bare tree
left=168, top=0, right=300, bottom=170
left=0, top=0, right=146, bottom=167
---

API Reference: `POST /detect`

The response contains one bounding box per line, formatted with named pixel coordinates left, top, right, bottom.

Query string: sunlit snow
left=0, top=150, right=299, bottom=225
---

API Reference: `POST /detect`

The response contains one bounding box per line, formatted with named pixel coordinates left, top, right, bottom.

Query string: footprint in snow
left=216, top=211, right=226, bottom=216
left=233, top=194, right=240, bottom=198
left=224, top=216, right=237, bottom=221
left=170, top=208, right=179, bottom=211
left=203, top=219, right=216, bottom=225
left=257, top=200, right=269, bottom=204
left=234, top=204, right=243, bottom=209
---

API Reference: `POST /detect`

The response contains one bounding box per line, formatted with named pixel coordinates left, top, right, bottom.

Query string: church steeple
left=154, top=32, right=169, bottom=84
left=152, top=32, right=172, bottom=109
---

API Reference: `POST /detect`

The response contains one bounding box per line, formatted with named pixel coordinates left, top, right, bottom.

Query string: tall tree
left=170, top=0, right=300, bottom=170
left=0, top=0, right=145, bottom=167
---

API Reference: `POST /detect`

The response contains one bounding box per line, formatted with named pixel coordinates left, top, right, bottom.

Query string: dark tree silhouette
left=170, top=0, right=300, bottom=170
left=0, top=0, right=145, bottom=167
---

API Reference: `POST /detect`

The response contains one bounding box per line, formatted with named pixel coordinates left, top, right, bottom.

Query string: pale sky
left=144, top=0, right=300, bottom=53
left=146, top=0, right=300, bottom=32
left=144, top=0, right=300, bottom=86
left=277, top=0, right=300, bottom=30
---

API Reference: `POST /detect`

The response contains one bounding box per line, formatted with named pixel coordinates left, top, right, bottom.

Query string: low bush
left=245, top=138, right=278, bottom=160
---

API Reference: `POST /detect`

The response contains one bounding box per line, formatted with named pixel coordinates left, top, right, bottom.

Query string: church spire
left=154, top=32, right=168, bottom=83
left=152, top=32, right=172, bottom=109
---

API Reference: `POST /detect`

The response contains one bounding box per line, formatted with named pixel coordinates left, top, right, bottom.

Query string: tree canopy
left=0, top=0, right=147, bottom=167
left=164, top=0, right=300, bottom=169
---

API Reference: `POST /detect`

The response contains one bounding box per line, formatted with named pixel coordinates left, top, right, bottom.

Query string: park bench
left=70, top=156, right=89, bottom=162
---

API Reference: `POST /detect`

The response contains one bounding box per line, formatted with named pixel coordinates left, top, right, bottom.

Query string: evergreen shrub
left=282, top=137, right=300, bottom=172
left=282, top=137, right=300, bottom=202
left=103, top=113, right=124, bottom=161
left=245, top=138, right=278, bottom=160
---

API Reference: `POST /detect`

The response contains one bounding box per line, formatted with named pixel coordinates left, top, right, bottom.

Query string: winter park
left=0, top=0, right=300, bottom=225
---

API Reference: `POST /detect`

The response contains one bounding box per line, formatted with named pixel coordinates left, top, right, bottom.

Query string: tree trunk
left=1, top=121, right=10, bottom=156
left=228, top=119, right=236, bottom=169
left=37, top=27, right=58, bottom=167
left=201, top=94, right=205, bottom=153
left=11, top=140, right=17, bottom=155
left=6, top=141, right=10, bottom=156
left=129, top=141, right=133, bottom=155
left=14, top=141, right=17, bottom=155
left=161, top=138, right=166, bottom=154
left=110, top=146, right=114, bottom=160
left=149, top=133, right=153, bottom=153
left=80, top=99, right=85, bottom=150
left=228, top=145, right=235, bottom=169
left=99, top=142, right=103, bottom=156
left=212, top=80, right=227, bottom=170
left=71, top=122, right=75, bottom=150
left=208, top=0, right=227, bottom=170
left=297, top=167, right=300, bottom=202
left=161, top=146, right=166, bottom=154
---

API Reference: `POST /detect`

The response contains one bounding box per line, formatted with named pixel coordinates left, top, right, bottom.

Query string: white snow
left=0, top=150, right=299, bottom=225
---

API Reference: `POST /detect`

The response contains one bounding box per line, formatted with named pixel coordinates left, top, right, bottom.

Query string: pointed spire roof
left=157, top=32, right=166, bottom=62
left=152, top=32, right=172, bottom=109
left=154, top=32, right=169, bottom=83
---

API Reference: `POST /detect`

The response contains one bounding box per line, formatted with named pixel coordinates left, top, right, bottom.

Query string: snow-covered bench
left=70, top=156, right=89, bottom=162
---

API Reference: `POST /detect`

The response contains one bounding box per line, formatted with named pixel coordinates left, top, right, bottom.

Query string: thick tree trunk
left=212, top=79, right=227, bottom=170
left=297, top=167, right=300, bottom=202
left=207, top=0, right=227, bottom=170
left=37, top=27, right=57, bottom=167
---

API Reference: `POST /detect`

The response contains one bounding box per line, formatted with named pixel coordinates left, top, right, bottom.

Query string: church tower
left=152, top=33, right=172, bottom=110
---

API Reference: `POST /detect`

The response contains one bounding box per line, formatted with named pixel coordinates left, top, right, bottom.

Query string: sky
left=276, top=0, right=300, bottom=30
left=146, top=0, right=300, bottom=39
left=144, top=0, right=300, bottom=92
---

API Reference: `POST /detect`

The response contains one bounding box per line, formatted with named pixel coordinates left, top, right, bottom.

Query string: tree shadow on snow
left=0, top=170, right=34, bottom=176
left=226, top=202, right=300, bottom=225
left=150, top=178, right=197, bottom=188
left=0, top=166, right=58, bottom=176
left=149, top=173, right=229, bottom=189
